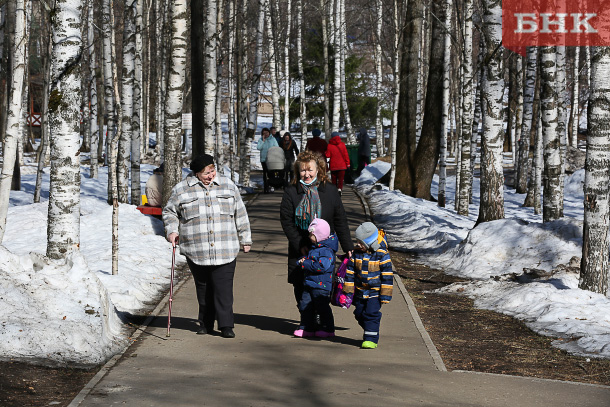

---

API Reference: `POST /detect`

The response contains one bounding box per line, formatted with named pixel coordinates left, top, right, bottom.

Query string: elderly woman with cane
left=280, top=151, right=353, bottom=324
left=163, top=154, right=252, bottom=338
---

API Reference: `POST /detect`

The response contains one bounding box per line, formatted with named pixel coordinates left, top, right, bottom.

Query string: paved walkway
left=74, top=187, right=610, bottom=407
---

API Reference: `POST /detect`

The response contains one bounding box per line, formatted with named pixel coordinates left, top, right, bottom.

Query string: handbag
left=331, top=255, right=353, bottom=309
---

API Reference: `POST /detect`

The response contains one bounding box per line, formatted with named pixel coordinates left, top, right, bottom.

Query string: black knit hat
left=190, top=154, right=215, bottom=173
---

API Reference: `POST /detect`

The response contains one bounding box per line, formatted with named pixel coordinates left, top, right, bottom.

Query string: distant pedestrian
left=294, top=218, right=337, bottom=338
left=344, top=222, right=393, bottom=349
left=325, top=132, right=350, bottom=194
left=257, top=127, right=279, bottom=193
left=145, top=162, right=164, bottom=206
left=305, top=128, right=328, bottom=157
left=271, top=126, right=281, bottom=145
left=281, top=131, right=299, bottom=182
left=356, top=128, right=371, bottom=175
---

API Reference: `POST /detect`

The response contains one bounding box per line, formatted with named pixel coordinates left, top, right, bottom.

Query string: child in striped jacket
left=343, top=222, right=393, bottom=349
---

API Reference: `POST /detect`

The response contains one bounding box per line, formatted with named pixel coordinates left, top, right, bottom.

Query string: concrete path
left=75, top=187, right=610, bottom=407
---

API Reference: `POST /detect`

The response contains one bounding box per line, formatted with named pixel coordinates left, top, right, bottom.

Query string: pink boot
left=294, top=329, right=315, bottom=337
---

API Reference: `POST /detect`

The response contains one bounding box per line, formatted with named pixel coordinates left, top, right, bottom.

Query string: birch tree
left=389, top=0, right=402, bottom=191
left=215, top=0, right=224, bottom=166
left=265, top=0, right=281, bottom=129
left=373, top=0, right=384, bottom=156
left=46, top=0, right=82, bottom=259
left=119, top=0, right=137, bottom=204
left=456, top=0, right=474, bottom=216
left=320, top=0, right=329, bottom=138
left=296, top=0, right=307, bottom=146
left=132, top=0, right=143, bottom=204
left=108, top=0, right=123, bottom=274
left=516, top=47, right=537, bottom=193
left=338, top=0, right=353, bottom=144
left=569, top=47, right=580, bottom=147
left=438, top=0, right=452, bottom=207
left=580, top=46, right=610, bottom=297
left=540, top=45, right=563, bottom=222
left=204, top=0, right=217, bottom=156
left=162, top=0, right=187, bottom=201
left=476, top=0, right=504, bottom=224
left=237, top=0, right=250, bottom=186
left=35, top=0, right=53, bottom=203
left=102, top=0, right=115, bottom=169
left=283, top=0, right=293, bottom=131
left=0, top=0, right=28, bottom=243
left=227, top=0, right=236, bottom=178
left=331, top=0, right=341, bottom=133
left=88, top=0, right=99, bottom=179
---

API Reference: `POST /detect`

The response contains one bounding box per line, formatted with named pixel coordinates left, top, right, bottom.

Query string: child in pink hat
left=294, top=218, right=338, bottom=338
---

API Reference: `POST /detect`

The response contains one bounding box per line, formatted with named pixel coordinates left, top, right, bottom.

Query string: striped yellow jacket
left=344, top=231, right=393, bottom=303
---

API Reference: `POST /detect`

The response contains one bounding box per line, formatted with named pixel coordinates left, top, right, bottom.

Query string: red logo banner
left=503, top=0, right=610, bottom=55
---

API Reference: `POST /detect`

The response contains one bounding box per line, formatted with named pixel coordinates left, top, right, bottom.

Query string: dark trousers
left=356, top=155, right=370, bottom=175
left=299, top=288, right=335, bottom=332
left=331, top=170, right=346, bottom=190
left=186, top=258, right=236, bottom=330
left=261, top=162, right=269, bottom=192
left=353, top=297, right=382, bottom=343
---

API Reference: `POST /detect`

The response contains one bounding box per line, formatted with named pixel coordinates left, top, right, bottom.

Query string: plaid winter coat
left=163, top=173, right=252, bottom=266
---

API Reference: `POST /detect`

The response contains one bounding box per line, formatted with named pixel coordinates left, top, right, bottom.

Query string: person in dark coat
left=280, top=150, right=354, bottom=307
left=356, top=127, right=371, bottom=175
left=305, top=128, right=328, bottom=157
left=281, top=131, right=299, bottom=182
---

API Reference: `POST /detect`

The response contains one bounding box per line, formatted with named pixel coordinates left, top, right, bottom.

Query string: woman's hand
left=168, top=233, right=179, bottom=247
left=243, top=245, right=251, bottom=253
left=347, top=250, right=353, bottom=258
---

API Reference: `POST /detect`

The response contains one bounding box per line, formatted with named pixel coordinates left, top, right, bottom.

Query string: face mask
left=300, top=177, right=317, bottom=186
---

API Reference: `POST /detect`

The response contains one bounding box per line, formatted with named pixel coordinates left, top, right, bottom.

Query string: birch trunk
left=580, top=46, right=610, bottom=296
left=35, top=2, right=52, bottom=203
left=320, top=0, right=329, bottom=138
left=516, top=47, right=537, bottom=193
left=228, top=0, right=236, bottom=179
left=204, top=0, right=217, bottom=156
left=476, top=0, right=504, bottom=224
left=120, top=0, right=137, bottom=204
left=215, top=0, right=224, bottom=167
left=569, top=47, right=580, bottom=147
left=102, top=0, right=115, bottom=168
left=373, top=0, right=384, bottom=156
left=339, top=0, right=353, bottom=144
left=540, top=46, right=563, bottom=222
left=162, top=0, right=187, bottom=201
left=88, top=0, right=99, bottom=179
left=237, top=0, right=250, bottom=186
left=265, top=0, right=280, bottom=129
left=389, top=0, right=401, bottom=191
left=438, top=0, right=452, bottom=207
left=557, top=46, right=568, bottom=173
left=0, top=0, right=28, bottom=243
left=331, top=0, right=341, bottom=133
left=457, top=0, right=474, bottom=216
left=46, top=0, right=82, bottom=260
left=109, top=0, right=124, bottom=274
left=132, top=0, right=143, bottom=204
left=297, top=0, right=307, bottom=146
left=243, top=0, right=266, bottom=186
left=284, top=0, right=292, bottom=131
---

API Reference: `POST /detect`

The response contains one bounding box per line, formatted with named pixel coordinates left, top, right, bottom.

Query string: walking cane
left=167, top=243, right=177, bottom=337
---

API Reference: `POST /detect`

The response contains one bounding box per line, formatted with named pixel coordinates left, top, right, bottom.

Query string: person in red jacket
left=325, top=132, right=350, bottom=194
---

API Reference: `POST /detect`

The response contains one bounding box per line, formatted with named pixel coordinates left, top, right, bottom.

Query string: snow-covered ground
left=356, top=162, right=610, bottom=359
left=1, top=113, right=606, bottom=366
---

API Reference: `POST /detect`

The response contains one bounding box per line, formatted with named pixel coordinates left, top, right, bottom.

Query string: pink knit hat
left=308, top=218, right=331, bottom=242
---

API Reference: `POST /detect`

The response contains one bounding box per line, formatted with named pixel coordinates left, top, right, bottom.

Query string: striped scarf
left=295, top=181, right=322, bottom=230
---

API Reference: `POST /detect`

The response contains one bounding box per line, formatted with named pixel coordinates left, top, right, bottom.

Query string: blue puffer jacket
left=300, top=233, right=339, bottom=293
left=257, top=136, right=279, bottom=162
